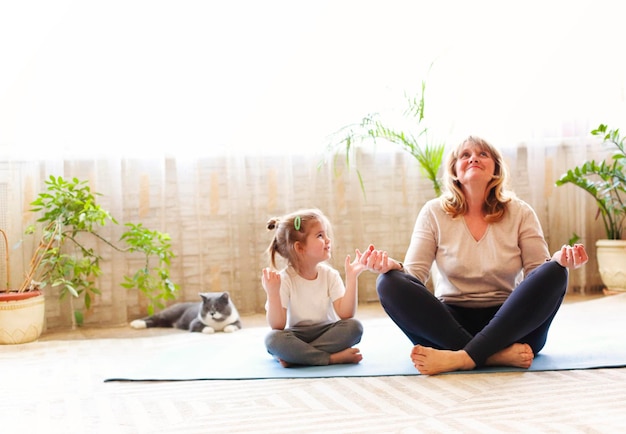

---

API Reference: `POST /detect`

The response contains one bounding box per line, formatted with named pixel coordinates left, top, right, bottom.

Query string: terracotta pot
left=0, top=290, right=45, bottom=344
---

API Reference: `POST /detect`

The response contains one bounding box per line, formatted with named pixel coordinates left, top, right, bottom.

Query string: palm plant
left=324, top=80, right=445, bottom=198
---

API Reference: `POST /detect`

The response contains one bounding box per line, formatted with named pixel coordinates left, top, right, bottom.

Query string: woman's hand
left=359, top=244, right=402, bottom=274
left=552, top=244, right=589, bottom=269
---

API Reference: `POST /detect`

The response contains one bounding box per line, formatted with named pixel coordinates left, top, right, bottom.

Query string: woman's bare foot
left=410, top=345, right=476, bottom=375
left=329, top=347, right=363, bottom=365
left=486, top=343, right=534, bottom=369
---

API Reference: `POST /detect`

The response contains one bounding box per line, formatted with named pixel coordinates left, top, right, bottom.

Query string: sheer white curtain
left=2, top=141, right=607, bottom=329
left=1, top=1, right=624, bottom=328
left=1, top=152, right=430, bottom=328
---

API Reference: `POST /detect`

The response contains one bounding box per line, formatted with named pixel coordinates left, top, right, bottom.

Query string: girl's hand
left=552, top=244, right=589, bottom=269
left=262, top=267, right=287, bottom=330
left=261, top=268, right=281, bottom=294
left=345, top=248, right=367, bottom=278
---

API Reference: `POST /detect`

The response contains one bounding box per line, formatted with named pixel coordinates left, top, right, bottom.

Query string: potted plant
left=556, top=123, right=626, bottom=293
left=25, top=175, right=179, bottom=329
left=0, top=228, right=49, bottom=344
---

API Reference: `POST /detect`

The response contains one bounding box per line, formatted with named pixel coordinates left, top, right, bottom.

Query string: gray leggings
left=265, top=319, right=363, bottom=366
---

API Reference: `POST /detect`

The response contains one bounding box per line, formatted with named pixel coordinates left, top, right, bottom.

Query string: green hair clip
left=294, top=216, right=301, bottom=231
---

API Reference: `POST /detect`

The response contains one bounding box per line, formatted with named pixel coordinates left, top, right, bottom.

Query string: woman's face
left=453, top=141, right=496, bottom=188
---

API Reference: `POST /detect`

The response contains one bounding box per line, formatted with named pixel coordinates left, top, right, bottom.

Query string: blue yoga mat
left=104, top=294, right=626, bottom=381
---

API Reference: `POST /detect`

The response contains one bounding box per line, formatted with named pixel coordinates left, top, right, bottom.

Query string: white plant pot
left=596, top=239, right=626, bottom=293
left=0, top=291, right=45, bottom=344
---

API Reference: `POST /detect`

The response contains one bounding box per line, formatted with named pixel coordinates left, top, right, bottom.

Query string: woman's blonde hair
left=440, top=135, right=514, bottom=222
left=265, top=208, right=332, bottom=272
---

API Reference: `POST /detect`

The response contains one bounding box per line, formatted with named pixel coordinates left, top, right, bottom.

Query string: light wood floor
left=4, top=292, right=626, bottom=434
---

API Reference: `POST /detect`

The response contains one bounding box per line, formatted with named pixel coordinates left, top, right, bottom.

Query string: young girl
left=261, top=208, right=367, bottom=367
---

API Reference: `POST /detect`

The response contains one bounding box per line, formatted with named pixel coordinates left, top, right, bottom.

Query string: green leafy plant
left=27, top=176, right=179, bottom=327
left=324, top=79, right=445, bottom=198
left=568, top=232, right=581, bottom=246
left=556, top=124, right=626, bottom=240
left=120, top=223, right=178, bottom=315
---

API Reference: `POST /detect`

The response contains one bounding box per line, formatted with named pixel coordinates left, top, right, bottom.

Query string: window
left=1, top=1, right=624, bottom=159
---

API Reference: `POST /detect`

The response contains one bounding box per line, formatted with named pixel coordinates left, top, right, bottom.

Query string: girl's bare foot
left=277, top=358, right=292, bottom=368
left=410, top=345, right=476, bottom=375
left=329, top=347, right=363, bottom=365
left=486, top=343, right=534, bottom=369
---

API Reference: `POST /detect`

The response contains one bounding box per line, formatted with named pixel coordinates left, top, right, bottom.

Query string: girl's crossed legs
left=265, top=318, right=363, bottom=367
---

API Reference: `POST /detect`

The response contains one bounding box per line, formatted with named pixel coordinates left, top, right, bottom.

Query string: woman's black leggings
left=376, top=261, right=568, bottom=366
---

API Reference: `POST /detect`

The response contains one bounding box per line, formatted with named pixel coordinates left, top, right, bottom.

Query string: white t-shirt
left=404, top=197, right=551, bottom=307
left=274, top=263, right=345, bottom=328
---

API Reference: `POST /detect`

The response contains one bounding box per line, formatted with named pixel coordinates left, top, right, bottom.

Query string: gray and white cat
left=130, top=292, right=242, bottom=333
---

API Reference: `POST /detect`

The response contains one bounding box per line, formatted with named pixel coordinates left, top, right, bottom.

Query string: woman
left=360, top=136, right=589, bottom=375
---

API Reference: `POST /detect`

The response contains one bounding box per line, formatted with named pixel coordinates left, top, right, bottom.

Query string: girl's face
left=454, top=141, right=496, bottom=188
left=300, top=219, right=331, bottom=264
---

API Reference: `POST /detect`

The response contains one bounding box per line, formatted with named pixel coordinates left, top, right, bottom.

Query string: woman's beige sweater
left=404, top=197, right=551, bottom=307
